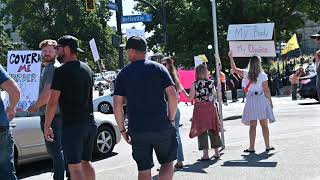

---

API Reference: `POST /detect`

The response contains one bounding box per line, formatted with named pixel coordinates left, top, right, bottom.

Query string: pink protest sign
left=178, top=69, right=196, bottom=102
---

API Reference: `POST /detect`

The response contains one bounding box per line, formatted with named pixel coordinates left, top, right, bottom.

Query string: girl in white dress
left=228, top=51, right=275, bottom=153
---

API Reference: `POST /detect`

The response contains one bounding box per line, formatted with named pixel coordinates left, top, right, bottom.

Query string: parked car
left=93, top=89, right=113, bottom=114
left=11, top=112, right=121, bottom=166
left=298, top=74, right=319, bottom=101
left=94, top=77, right=109, bottom=90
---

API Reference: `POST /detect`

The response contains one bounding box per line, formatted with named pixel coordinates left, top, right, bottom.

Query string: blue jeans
left=40, top=115, right=70, bottom=180
left=174, top=108, right=184, bottom=162
left=0, top=128, right=17, bottom=180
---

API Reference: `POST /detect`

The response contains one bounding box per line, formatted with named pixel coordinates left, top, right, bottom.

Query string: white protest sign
left=229, top=41, right=276, bottom=57
left=194, top=56, right=202, bottom=67
left=227, top=23, right=274, bottom=41
left=7, top=51, right=41, bottom=111
left=89, top=38, right=100, bottom=62
left=126, top=29, right=145, bottom=40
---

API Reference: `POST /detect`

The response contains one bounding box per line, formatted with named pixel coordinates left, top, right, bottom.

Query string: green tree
left=136, top=0, right=320, bottom=70
left=0, top=21, right=17, bottom=66
left=1, top=0, right=119, bottom=71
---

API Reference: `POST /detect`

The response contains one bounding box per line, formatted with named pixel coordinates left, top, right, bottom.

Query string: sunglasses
left=161, top=63, right=167, bottom=66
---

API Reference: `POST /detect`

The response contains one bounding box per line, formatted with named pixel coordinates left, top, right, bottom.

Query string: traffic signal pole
left=115, top=0, right=124, bottom=69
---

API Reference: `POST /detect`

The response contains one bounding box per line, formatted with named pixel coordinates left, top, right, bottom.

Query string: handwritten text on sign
left=227, top=23, right=274, bottom=41
left=7, top=51, right=41, bottom=111
left=229, top=41, right=276, bottom=57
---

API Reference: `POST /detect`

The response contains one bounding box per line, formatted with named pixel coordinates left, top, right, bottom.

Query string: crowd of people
left=1, top=28, right=320, bottom=180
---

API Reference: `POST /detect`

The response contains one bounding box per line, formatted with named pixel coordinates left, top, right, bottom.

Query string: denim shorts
left=129, top=127, right=178, bottom=171
left=62, top=120, right=97, bottom=164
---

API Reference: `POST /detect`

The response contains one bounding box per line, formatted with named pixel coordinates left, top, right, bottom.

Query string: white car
left=11, top=112, right=121, bottom=166
left=94, top=78, right=109, bottom=90
left=93, top=89, right=114, bottom=114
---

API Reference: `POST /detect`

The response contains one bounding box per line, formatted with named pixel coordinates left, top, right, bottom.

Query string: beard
left=42, top=55, right=56, bottom=63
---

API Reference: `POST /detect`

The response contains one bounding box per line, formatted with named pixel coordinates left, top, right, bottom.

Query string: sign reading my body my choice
left=7, top=51, right=41, bottom=111
left=227, top=23, right=274, bottom=41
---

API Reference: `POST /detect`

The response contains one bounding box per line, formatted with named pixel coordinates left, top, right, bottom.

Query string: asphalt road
left=18, top=96, right=320, bottom=180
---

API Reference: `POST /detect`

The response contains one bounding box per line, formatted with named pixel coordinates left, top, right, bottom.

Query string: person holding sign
left=0, top=65, right=20, bottom=180
left=228, top=51, right=275, bottom=153
left=27, top=39, right=70, bottom=180
left=44, top=35, right=97, bottom=180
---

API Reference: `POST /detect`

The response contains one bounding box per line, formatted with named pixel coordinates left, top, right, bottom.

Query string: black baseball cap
left=125, top=36, right=147, bottom=52
left=57, top=35, right=84, bottom=53
left=310, top=30, right=320, bottom=39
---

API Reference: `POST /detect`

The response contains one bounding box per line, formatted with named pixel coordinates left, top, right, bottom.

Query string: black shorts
left=129, top=127, right=177, bottom=171
left=62, top=120, right=97, bottom=164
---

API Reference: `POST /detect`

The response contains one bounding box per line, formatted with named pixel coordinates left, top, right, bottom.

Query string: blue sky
left=107, top=0, right=152, bottom=37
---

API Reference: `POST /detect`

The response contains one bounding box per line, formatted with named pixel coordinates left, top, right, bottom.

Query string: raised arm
left=228, top=51, right=244, bottom=77
left=182, top=83, right=196, bottom=101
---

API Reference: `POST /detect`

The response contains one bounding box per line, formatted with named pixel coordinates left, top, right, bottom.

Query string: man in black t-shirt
left=113, top=36, right=178, bottom=180
left=44, top=35, right=97, bottom=180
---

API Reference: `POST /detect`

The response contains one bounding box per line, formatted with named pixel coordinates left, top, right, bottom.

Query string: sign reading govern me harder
left=7, top=51, right=41, bottom=111
left=227, top=23, right=276, bottom=57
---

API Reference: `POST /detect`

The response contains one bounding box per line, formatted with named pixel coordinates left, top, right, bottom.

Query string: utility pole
left=115, top=0, right=124, bottom=69
left=161, top=0, right=168, bottom=53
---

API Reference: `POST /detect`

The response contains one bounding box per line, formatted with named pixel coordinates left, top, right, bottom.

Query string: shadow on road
left=17, top=159, right=52, bottom=179
left=224, top=115, right=242, bottom=121
left=221, top=151, right=277, bottom=167
left=298, top=102, right=320, bottom=106
left=17, top=152, right=118, bottom=179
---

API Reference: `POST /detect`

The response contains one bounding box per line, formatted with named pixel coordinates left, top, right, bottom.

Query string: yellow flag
left=198, top=54, right=208, bottom=63
left=281, top=34, right=300, bottom=55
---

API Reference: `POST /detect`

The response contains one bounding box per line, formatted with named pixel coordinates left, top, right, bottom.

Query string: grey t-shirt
left=38, top=60, right=61, bottom=115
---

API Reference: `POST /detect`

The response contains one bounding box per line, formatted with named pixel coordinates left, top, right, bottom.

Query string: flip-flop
left=197, top=157, right=211, bottom=161
left=213, top=155, right=220, bottom=159
left=243, top=149, right=255, bottom=153
left=266, top=147, right=275, bottom=152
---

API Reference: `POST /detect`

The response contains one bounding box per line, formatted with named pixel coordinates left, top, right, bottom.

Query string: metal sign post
left=210, top=0, right=225, bottom=148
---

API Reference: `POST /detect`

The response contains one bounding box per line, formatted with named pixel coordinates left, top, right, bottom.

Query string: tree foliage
left=0, top=21, right=17, bottom=66
left=1, top=0, right=119, bottom=71
left=136, top=0, right=320, bottom=70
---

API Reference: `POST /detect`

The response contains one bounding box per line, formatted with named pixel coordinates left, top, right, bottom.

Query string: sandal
left=197, top=157, right=211, bottom=161
left=243, top=149, right=255, bottom=153
left=213, top=155, right=220, bottom=159
left=266, top=147, right=275, bottom=152
left=174, top=163, right=183, bottom=169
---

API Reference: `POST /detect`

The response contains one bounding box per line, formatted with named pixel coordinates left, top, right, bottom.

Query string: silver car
left=11, top=112, right=121, bottom=166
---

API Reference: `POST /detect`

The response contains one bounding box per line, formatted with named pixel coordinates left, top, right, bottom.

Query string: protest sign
left=6, top=51, right=41, bottom=111
left=229, top=41, right=276, bottom=57
left=227, top=23, right=274, bottom=41
left=89, top=38, right=100, bottom=62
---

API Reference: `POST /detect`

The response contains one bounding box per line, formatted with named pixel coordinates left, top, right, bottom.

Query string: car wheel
left=94, top=126, right=115, bottom=157
left=98, top=102, right=113, bottom=114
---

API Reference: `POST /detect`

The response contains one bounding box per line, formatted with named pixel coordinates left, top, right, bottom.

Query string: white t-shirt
left=243, top=70, right=268, bottom=93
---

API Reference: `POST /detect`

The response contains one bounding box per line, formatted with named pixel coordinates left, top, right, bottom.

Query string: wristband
left=120, top=129, right=126, bottom=133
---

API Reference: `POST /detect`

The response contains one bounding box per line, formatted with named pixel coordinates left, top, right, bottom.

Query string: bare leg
left=138, top=169, right=152, bottom=180
left=81, top=160, right=95, bottom=180
left=214, top=148, right=220, bottom=157
left=202, top=149, right=209, bottom=159
left=158, top=162, right=174, bottom=180
left=68, top=163, right=85, bottom=180
left=249, top=120, right=258, bottom=150
left=259, top=119, right=271, bottom=149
